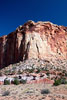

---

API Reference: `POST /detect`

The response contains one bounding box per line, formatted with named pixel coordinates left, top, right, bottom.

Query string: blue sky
left=0, top=0, right=67, bottom=36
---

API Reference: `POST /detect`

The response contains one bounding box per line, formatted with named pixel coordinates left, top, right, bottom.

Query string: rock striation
left=0, top=20, right=67, bottom=68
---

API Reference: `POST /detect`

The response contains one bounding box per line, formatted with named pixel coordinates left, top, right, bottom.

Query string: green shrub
left=53, top=79, right=61, bottom=86
left=65, top=81, right=67, bottom=84
left=11, top=70, right=16, bottom=75
left=62, top=70, right=66, bottom=73
left=61, top=78, right=67, bottom=84
left=13, top=78, right=20, bottom=85
left=2, top=90, right=10, bottom=96
left=4, top=79, right=10, bottom=85
left=20, top=79, right=27, bottom=84
left=41, top=89, right=50, bottom=94
left=46, top=72, right=50, bottom=76
left=5, top=70, right=10, bottom=75
left=36, top=68, right=41, bottom=73
left=27, top=68, right=35, bottom=73
left=54, top=78, right=67, bottom=86
left=18, top=69, right=22, bottom=74
left=65, top=73, right=67, bottom=77
left=44, top=67, right=49, bottom=71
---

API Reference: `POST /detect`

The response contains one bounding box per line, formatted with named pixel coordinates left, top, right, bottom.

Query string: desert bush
left=4, top=70, right=12, bottom=75
left=5, top=70, right=10, bottom=75
left=18, top=69, right=22, bottom=74
left=27, top=68, right=35, bottom=73
left=62, top=70, right=66, bottom=73
left=20, top=79, right=27, bottom=84
left=61, top=78, right=67, bottom=84
left=44, top=67, right=49, bottom=71
left=46, top=72, right=50, bottom=76
left=2, top=90, right=10, bottom=96
left=54, top=78, right=67, bottom=86
left=11, top=70, right=16, bottom=75
left=65, top=73, right=67, bottom=76
left=4, top=79, right=10, bottom=85
left=13, top=78, right=20, bottom=85
left=53, top=79, right=61, bottom=86
left=41, top=89, right=50, bottom=94
left=41, top=67, right=46, bottom=71
left=36, top=68, right=41, bottom=73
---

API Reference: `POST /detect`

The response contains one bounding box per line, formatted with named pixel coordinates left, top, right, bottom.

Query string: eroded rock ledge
left=0, top=21, right=67, bottom=68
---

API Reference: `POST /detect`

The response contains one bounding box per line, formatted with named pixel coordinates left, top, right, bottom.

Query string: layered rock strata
left=0, top=21, right=67, bottom=68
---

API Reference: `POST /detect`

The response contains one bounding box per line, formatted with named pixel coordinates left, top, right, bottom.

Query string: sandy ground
left=0, top=83, right=67, bottom=100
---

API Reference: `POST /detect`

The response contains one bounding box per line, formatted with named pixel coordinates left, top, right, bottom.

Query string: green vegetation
left=18, top=69, right=23, bottom=74
left=20, top=79, right=27, bottom=84
left=61, top=78, right=67, bottom=84
left=46, top=72, right=50, bottom=76
left=27, top=68, right=35, bottom=73
left=53, top=78, right=67, bottom=86
left=2, top=90, right=10, bottom=96
left=53, top=79, right=61, bottom=86
left=41, top=89, right=50, bottom=94
left=44, top=67, right=49, bottom=71
left=36, top=68, right=41, bottom=73
left=65, top=73, right=67, bottom=77
left=4, top=79, right=10, bottom=85
left=62, top=70, right=66, bottom=73
left=13, top=78, right=20, bottom=85
left=5, top=70, right=10, bottom=75
left=11, top=70, right=16, bottom=75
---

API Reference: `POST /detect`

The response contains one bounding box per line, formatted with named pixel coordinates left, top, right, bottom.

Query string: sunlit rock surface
left=0, top=21, right=67, bottom=68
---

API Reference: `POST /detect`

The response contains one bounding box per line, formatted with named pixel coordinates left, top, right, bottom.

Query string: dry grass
left=0, top=84, right=67, bottom=100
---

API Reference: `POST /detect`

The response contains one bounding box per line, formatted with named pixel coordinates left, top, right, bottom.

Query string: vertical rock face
left=0, top=21, right=67, bottom=68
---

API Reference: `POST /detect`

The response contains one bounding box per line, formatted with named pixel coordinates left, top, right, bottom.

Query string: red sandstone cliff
left=0, top=21, right=67, bottom=68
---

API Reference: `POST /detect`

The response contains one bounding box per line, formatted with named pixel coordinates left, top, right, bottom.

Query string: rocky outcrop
left=0, top=21, right=67, bottom=68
